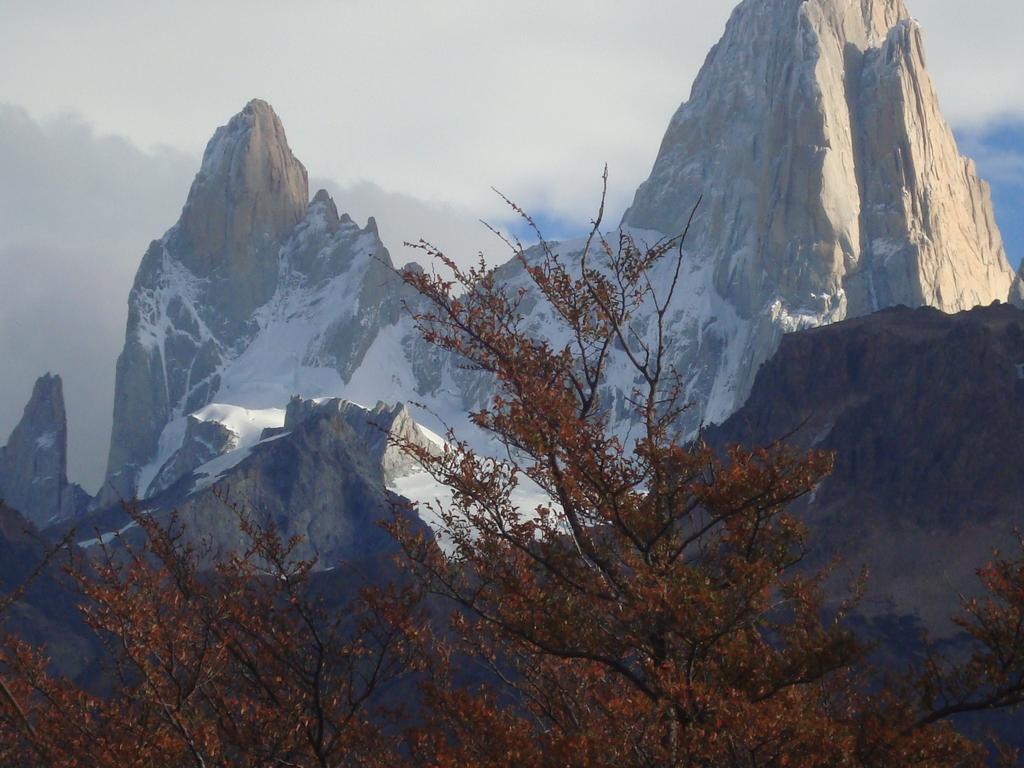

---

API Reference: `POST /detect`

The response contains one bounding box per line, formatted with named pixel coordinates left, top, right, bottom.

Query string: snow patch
left=77, top=520, right=140, bottom=549
left=389, top=469, right=554, bottom=555
left=137, top=405, right=286, bottom=498
left=416, top=424, right=447, bottom=450
left=192, top=429, right=291, bottom=492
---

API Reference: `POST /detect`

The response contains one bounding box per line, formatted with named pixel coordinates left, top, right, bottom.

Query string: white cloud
left=1, top=1, right=1020, bottom=226
left=958, top=138, right=1024, bottom=186
left=908, top=0, right=1024, bottom=127
left=0, top=106, right=195, bottom=492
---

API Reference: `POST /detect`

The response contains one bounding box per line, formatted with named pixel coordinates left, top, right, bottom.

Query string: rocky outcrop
left=708, top=302, right=1024, bottom=634
left=1010, top=267, right=1024, bottom=308
left=284, top=397, right=442, bottom=483
left=147, top=416, right=236, bottom=497
left=167, top=400, right=413, bottom=567
left=0, top=502, right=98, bottom=680
left=622, top=0, right=1014, bottom=426
left=82, top=398, right=434, bottom=569
left=0, top=374, right=87, bottom=527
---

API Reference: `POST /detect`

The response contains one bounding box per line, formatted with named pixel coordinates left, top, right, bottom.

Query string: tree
left=389, top=183, right=1024, bottom=766
left=0, top=507, right=423, bottom=767
left=3, top=185, right=1024, bottom=767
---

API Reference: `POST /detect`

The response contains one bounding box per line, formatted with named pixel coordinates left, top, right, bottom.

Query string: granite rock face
left=0, top=374, right=87, bottom=527
left=622, top=0, right=1014, bottom=425
left=174, top=98, right=308, bottom=327
left=82, top=398, right=436, bottom=570
left=708, top=302, right=1024, bottom=634
left=164, top=400, right=416, bottom=568
left=283, top=397, right=441, bottom=483
left=147, top=416, right=236, bottom=497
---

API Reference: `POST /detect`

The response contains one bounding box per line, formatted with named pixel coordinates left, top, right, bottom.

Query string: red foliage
left=389, top=188, right=1024, bottom=766
left=0, top=509, right=423, bottom=767
left=2, top=189, right=1023, bottom=765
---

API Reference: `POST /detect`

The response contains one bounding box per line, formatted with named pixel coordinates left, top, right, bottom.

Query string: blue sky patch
left=958, top=120, right=1024, bottom=272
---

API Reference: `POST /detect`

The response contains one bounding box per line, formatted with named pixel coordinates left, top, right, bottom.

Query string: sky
left=1, top=0, right=1022, bottom=492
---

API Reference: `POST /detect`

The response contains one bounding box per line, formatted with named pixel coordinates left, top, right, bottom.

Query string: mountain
left=99, top=0, right=1013, bottom=511
left=104, top=99, right=309, bottom=499
left=102, top=100, right=415, bottom=500
left=623, top=0, right=1013, bottom=426
left=707, top=301, right=1024, bottom=634
left=0, top=374, right=88, bottom=527
left=99, top=99, right=485, bottom=504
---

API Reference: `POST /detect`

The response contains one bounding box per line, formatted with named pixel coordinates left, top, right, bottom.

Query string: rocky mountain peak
left=0, top=374, right=85, bottom=526
left=21, top=373, right=64, bottom=429
left=103, top=99, right=312, bottom=499
left=621, top=0, right=1013, bottom=424
left=170, top=98, right=308, bottom=328
left=103, top=100, right=409, bottom=500
left=309, top=188, right=342, bottom=229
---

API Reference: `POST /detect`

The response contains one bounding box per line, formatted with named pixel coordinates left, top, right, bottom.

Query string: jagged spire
left=104, top=99, right=310, bottom=499
left=102, top=100, right=401, bottom=502
left=0, top=374, right=80, bottom=526
left=172, top=98, right=309, bottom=323
left=617, top=0, right=1014, bottom=429
left=624, top=0, right=1011, bottom=318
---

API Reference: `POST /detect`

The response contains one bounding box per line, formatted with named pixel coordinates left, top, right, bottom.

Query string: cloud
left=908, top=0, right=1024, bottom=128
left=1, top=1, right=1020, bottom=229
left=0, top=106, right=196, bottom=492
left=0, top=1, right=732, bottom=225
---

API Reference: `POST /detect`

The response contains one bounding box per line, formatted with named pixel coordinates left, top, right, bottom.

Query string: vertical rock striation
left=622, top=0, right=1014, bottom=423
